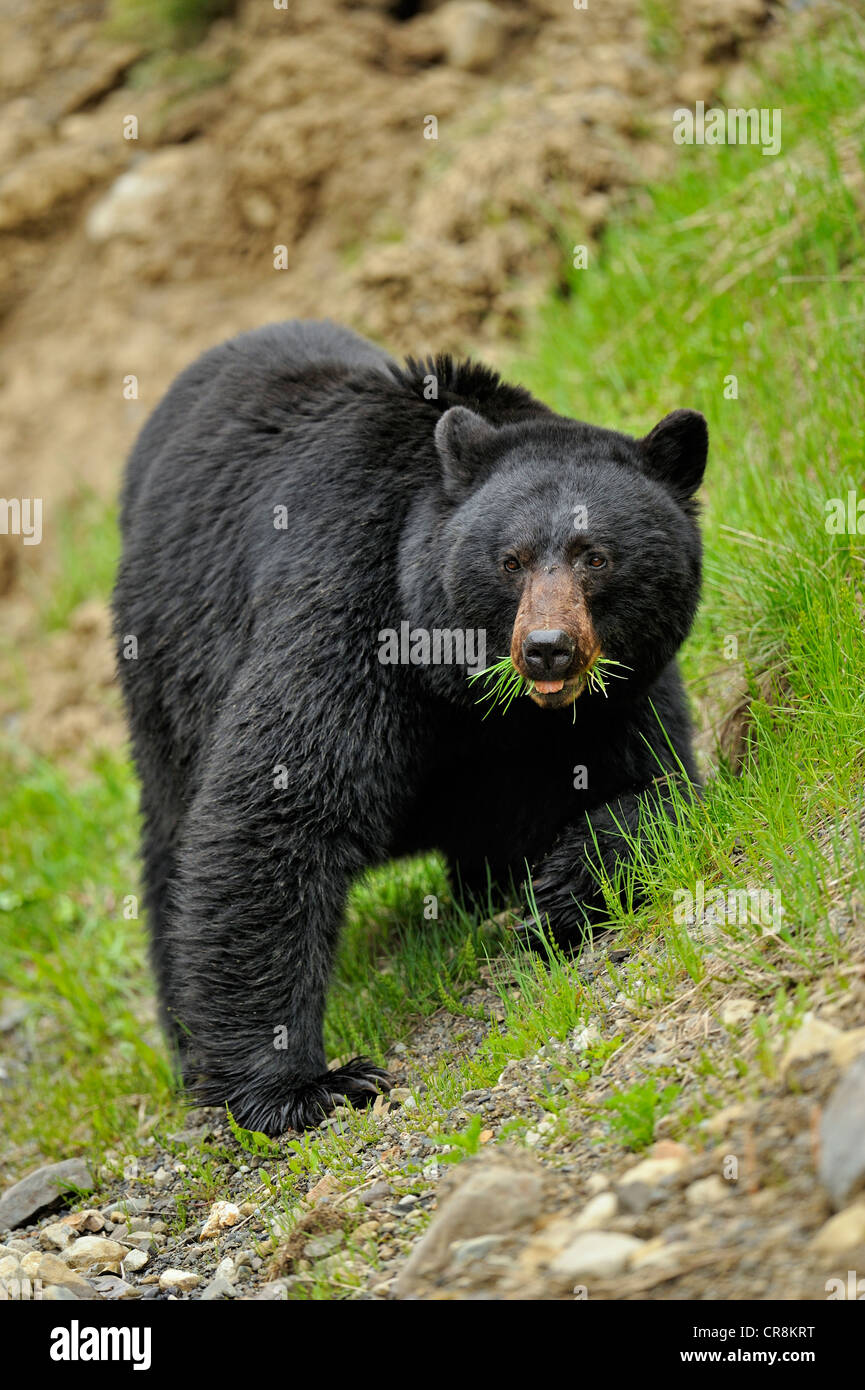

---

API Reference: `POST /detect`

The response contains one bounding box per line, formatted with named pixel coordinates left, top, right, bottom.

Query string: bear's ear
left=434, top=406, right=497, bottom=498
left=638, top=409, right=708, bottom=502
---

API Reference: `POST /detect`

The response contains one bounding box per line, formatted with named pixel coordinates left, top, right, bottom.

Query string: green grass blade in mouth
left=585, top=656, right=631, bottom=698
left=469, top=654, right=632, bottom=711
left=468, top=655, right=532, bottom=716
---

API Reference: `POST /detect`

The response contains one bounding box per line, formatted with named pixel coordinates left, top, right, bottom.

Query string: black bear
left=113, top=319, right=707, bottom=1135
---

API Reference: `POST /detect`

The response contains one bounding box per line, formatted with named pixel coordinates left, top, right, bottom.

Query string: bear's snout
left=509, top=567, right=600, bottom=696
left=522, top=628, right=575, bottom=680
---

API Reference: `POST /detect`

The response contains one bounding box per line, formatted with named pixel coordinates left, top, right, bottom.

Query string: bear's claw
left=216, top=1056, right=393, bottom=1137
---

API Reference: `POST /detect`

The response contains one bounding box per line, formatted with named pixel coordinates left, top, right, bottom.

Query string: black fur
left=113, top=318, right=706, bottom=1134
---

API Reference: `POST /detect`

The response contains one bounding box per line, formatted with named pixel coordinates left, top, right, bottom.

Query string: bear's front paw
left=230, top=1057, right=393, bottom=1136
left=520, top=864, right=609, bottom=952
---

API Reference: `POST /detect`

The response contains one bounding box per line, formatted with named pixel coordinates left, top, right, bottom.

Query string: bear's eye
left=585, top=552, right=607, bottom=569
left=503, top=556, right=521, bottom=573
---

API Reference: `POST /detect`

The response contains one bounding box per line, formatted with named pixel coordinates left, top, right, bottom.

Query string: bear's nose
left=522, top=629, right=575, bottom=678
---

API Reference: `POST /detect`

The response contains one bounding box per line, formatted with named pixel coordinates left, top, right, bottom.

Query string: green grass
left=511, top=15, right=865, bottom=955
left=0, top=750, right=176, bottom=1168
left=2, top=8, right=864, bottom=1282
left=602, top=1078, right=682, bottom=1151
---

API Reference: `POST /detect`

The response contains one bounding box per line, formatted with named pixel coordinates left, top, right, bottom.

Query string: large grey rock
left=395, top=1160, right=544, bottom=1296
left=820, top=1053, right=865, bottom=1209
left=0, top=1159, right=93, bottom=1230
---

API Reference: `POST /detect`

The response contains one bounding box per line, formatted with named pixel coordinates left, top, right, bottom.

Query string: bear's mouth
left=528, top=676, right=586, bottom=709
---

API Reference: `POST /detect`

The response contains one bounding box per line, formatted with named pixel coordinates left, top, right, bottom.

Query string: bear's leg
left=164, top=684, right=395, bottom=1135
left=118, top=695, right=190, bottom=1053
left=525, top=781, right=695, bottom=947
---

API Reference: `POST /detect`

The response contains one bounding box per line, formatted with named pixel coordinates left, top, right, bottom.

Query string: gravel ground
left=3, top=926, right=865, bottom=1303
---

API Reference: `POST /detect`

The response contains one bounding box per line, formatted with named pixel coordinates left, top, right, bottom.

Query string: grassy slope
left=2, top=10, right=864, bottom=1265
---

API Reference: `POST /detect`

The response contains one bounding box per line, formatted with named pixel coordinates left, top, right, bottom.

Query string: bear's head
left=401, top=403, right=707, bottom=711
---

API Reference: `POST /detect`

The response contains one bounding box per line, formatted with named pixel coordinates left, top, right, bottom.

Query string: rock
left=60, top=1237, right=130, bottom=1272
left=570, top=1023, right=602, bottom=1053
left=302, top=1176, right=342, bottom=1208
left=19, top=1251, right=43, bottom=1277
left=108, top=1198, right=149, bottom=1218
left=450, top=1234, right=509, bottom=1266
left=214, top=1255, right=238, bottom=1283
left=62, top=1209, right=105, bottom=1233
left=304, top=1233, right=344, bottom=1259
left=780, top=1013, right=841, bottom=1086
left=123, top=1232, right=157, bottom=1252
left=29, top=1253, right=102, bottom=1299
left=630, top=1237, right=691, bottom=1272
left=158, top=1268, right=200, bottom=1291
left=358, top=1181, right=391, bottom=1206
left=240, top=191, right=277, bottom=229
left=721, top=998, right=756, bottom=1027
left=832, top=1027, right=865, bottom=1070
left=584, top=1173, right=610, bottom=1196
left=572, top=1191, right=619, bottom=1231
left=200, top=1201, right=242, bottom=1240
left=85, top=153, right=187, bottom=244
left=617, top=1182, right=654, bottom=1216
left=0, top=1254, right=20, bottom=1280
left=704, top=1104, right=746, bottom=1136
left=394, top=1160, right=544, bottom=1296
left=88, top=1274, right=140, bottom=1300
left=549, top=1231, right=644, bottom=1283
left=121, top=1249, right=149, bottom=1275
left=254, top=1280, right=290, bottom=1300
left=618, top=1155, right=685, bottom=1188
left=685, top=1176, right=730, bottom=1207
left=438, top=0, right=504, bottom=73
left=42, top=1284, right=82, bottom=1300
left=199, top=1275, right=235, bottom=1300
left=0, top=1158, right=93, bottom=1229
left=819, top=1053, right=865, bottom=1209
left=810, top=1200, right=865, bottom=1256
left=39, top=1222, right=75, bottom=1251
left=651, top=1141, right=691, bottom=1162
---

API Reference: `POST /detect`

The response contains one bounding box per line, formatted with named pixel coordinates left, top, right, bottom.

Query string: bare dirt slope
left=0, top=0, right=775, bottom=594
